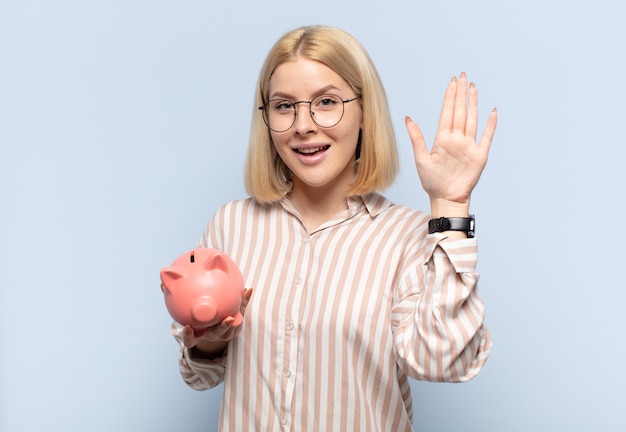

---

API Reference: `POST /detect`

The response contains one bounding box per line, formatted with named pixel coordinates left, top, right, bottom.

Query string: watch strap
left=428, top=215, right=475, bottom=238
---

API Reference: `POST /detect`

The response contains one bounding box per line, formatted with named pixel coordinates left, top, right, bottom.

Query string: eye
left=314, top=95, right=341, bottom=110
left=271, top=100, right=294, bottom=112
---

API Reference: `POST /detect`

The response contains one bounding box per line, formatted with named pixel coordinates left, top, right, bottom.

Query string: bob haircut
left=244, top=25, right=399, bottom=203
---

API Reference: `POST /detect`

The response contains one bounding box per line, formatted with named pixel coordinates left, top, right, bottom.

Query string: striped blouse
left=172, top=192, right=492, bottom=431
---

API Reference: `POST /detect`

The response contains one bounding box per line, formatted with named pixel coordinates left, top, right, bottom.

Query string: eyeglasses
left=258, top=94, right=361, bottom=133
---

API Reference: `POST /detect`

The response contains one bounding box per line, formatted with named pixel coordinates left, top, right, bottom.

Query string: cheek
left=270, top=134, right=292, bottom=162
left=341, top=120, right=362, bottom=149
left=270, top=131, right=286, bottom=149
left=343, top=111, right=362, bottom=141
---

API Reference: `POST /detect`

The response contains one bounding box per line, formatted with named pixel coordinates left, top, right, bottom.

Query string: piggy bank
left=160, top=248, right=244, bottom=332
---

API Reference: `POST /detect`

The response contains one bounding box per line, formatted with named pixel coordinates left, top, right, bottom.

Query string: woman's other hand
left=405, top=72, right=497, bottom=217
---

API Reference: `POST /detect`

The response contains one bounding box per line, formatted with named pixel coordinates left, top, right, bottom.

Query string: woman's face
left=267, top=57, right=362, bottom=197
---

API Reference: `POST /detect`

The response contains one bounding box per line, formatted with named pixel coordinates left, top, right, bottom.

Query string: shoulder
left=201, top=197, right=281, bottom=249
left=212, top=197, right=282, bottom=222
left=363, top=192, right=429, bottom=226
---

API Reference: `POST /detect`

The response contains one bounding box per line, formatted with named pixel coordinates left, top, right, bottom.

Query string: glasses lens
left=310, top=95, right=344, bottom=128
left=264, top=100, right=295, bottom=132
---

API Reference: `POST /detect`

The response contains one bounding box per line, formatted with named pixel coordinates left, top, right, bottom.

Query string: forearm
left=394, top=237, right=491, bottom=382
left=171, top=322, right=227, bottom=390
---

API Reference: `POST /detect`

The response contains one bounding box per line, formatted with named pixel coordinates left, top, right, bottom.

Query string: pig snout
left=192, top=299, right=218, bottom=325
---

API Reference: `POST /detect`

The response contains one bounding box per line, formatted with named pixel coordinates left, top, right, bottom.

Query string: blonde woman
left=172, top=25, right=497, bottom=431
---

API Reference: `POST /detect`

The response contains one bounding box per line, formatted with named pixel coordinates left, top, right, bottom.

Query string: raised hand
left=405, top=72, right=497, bottom=217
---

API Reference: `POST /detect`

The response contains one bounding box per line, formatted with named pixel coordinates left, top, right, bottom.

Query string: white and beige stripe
left=173, top=192, right=491, bottom=431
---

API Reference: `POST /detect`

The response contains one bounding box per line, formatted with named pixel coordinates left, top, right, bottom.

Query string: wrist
left=190, top=340, right=227, bottom=360
left=429, top=198, right=470, bottom=218
left=428, top=215, right=475, bottom=238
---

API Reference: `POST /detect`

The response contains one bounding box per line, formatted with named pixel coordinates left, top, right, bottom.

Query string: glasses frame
left=258, top=94, right=361, bottom=133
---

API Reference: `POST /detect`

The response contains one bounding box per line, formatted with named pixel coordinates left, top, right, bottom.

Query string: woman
left=172, top=25, right=497, bottom=431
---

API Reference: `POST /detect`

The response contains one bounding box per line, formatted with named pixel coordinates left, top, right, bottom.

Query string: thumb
left=405, top=116, right=429, bottom=164
left=182, top=324, right=203, bottom=348
left=241, top=288, right=253, bottom=312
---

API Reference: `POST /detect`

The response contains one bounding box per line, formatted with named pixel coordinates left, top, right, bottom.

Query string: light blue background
left=1, top=1, right=625, bottom=431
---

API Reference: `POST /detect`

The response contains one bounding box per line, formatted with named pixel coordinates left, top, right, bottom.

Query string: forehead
left=268, top=58, right=350, bottom=98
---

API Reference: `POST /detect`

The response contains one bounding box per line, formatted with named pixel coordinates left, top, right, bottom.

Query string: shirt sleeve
left=391, top=232, right=492, bottom=383
left=171, top=321, right=228, bottom=390
left=170, top=206, right=228, bottom=390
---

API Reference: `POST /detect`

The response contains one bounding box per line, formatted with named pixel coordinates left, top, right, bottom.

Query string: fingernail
left=460, top=71, right=467, bottom=79
left=405, top=116, right=412, bottom=124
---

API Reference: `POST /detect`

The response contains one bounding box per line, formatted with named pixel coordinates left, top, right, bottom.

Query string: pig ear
left=160, top=267, right=185, bottom=288
left=204, top=253, right=229, bottom=273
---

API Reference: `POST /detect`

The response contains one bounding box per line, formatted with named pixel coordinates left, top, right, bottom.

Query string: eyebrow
left=269, top=84, right=343, bottom=100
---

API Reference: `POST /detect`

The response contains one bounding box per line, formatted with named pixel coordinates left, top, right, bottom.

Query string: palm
left=405, top=73, right=497, bottom=205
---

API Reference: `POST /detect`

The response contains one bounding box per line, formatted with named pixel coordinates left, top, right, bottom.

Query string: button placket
left=280, top=230, right=310, bottom=430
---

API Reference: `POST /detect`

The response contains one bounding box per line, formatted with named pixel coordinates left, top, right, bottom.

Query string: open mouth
left=294, top=145, right=330, bottom=155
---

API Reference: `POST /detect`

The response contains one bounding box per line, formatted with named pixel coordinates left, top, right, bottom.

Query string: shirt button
left=295, top=277, right=302, bottom=285
left=284, top=369, right=292, bottom=378
left=286, top=321, right=294, bottom=331
left=304, top=237, right=310, bottom=244
left=281, top=417, right=288, bottom=426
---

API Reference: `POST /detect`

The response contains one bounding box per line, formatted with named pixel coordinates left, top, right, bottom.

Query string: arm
left=171, top=321, right=229, bottom=390
left=392, top=232, right=491, bottom=382
left=172, top=288, right=253, bottom=390
left=170, top=205, right=252, bottom=390
left=394, top=73, right=496, bottom=381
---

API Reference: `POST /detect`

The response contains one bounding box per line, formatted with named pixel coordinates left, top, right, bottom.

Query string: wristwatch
left=428, top=215, right=475, bottom=238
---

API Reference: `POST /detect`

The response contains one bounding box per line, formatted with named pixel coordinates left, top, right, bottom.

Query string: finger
left=405, top=116, right=429, bottom=165
left=242, top=288, right=253, bottom=307
left=238, top=288, right=253, bottom=315
left=217, top=315, right=241, bottom=339
left=201, top=318, right=235, bottom=341
left=465, top=82, right=478, bottom=140
left=436, top=76, right=457, bottom=133
left=229, top=288, right=253, bottom=328
left=478, top=108, right=498, bottom=154
left=182, top=324, right=199, bottom=348
left=221, top=316, right=235, bottom=327
left=452, top=72, right=468, bottom=133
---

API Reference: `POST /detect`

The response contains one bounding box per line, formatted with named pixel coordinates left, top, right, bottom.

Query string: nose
left=193, top=300, right=217, bottom=325
left=293, top=102, right=317, bottom=134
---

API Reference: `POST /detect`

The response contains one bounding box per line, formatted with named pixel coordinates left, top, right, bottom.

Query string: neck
left=289, top=181, right=350, bottom=232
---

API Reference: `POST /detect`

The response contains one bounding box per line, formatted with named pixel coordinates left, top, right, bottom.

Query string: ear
left=160, top=267, right=185, bottom=290
left=204, top=253, right=229, bottom=273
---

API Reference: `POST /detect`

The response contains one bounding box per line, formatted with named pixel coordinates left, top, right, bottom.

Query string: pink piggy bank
left=160, top=248, right=244, bottom=333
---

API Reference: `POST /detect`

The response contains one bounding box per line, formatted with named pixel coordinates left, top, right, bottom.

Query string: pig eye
left=190, top=251, right=195, bottom=263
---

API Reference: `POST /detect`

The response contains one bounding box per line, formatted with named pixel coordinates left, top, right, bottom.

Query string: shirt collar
left=348, top=192, right=394, bottom=218
left=279, top=192, right=394, bottom=226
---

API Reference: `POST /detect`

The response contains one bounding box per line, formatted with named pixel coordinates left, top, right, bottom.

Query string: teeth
left=297, top=146, right=327, bottom=154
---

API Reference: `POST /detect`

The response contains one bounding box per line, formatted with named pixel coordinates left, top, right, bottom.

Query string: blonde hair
left=244, top=25, right=398, bottom=203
